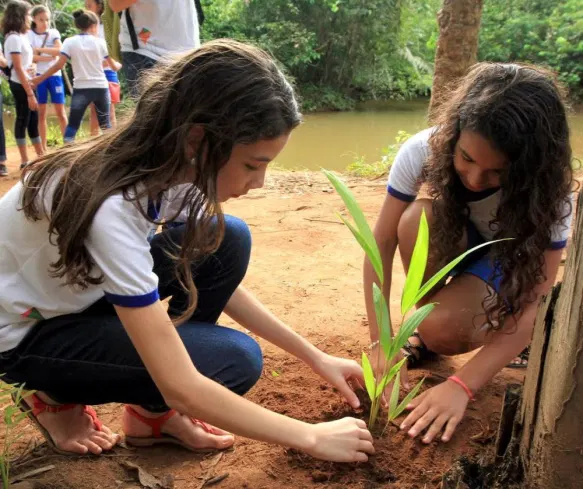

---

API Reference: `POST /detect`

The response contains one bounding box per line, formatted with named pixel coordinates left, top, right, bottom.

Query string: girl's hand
left=311, top=354, right=365, bottom=409
left=30, top=77, right=42, bottom=88
left=399, top=380, right=469, bottom=443
left=27, top=93, right=38, bottom=111
left=304, top=418, right=374, bottom=462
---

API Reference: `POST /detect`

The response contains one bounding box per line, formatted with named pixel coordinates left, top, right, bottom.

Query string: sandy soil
left=1, top=156, right=528, bottom=489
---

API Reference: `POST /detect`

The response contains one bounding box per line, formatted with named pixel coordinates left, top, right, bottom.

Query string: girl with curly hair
left=364, top=63, right=574, bottom=444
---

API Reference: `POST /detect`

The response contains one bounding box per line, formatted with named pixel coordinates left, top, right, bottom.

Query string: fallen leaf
left=199, top=452, right=223, bottom=472
left=121, top=460, right=174, bottom=489
left=271, top=370, right=280, bottom=377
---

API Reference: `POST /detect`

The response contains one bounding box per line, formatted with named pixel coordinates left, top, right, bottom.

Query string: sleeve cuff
left=549, top=240, right=567, bottom=250
left=387, top=185, right=416, bottom=202
left=60, top=51, right=70, bottom=59
left=104, top=289, right=160, bottom=307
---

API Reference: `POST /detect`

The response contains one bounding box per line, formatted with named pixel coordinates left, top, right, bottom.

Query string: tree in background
left=429, top=0, right=483, bottom=120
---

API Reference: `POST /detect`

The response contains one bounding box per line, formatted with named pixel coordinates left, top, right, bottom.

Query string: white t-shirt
left=387, top=128, right=573, bottom=248
left=4, top=32, right=33, bottom=84
left=27, top=28, right=61, bottom=76
left=119, top=0, right=200, bottom=61
left=0, top=180, right=197, bottom=352
left=61, top=34, right=109, bottom=89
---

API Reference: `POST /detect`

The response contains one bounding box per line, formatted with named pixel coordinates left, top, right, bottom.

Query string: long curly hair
left=426, top=62, right=573, bottom=329
left=20, top=39, right=301, bottom=324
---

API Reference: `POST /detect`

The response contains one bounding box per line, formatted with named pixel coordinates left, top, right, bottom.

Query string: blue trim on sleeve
left=104, top=289, right=160, bottom=307
left=60, top=51, right=70, bottom=59
left=9, top=51, right=21, bottom=54
left=387, top=185, right=416, bottom=203
left=549, top=240, right=567, bottom=250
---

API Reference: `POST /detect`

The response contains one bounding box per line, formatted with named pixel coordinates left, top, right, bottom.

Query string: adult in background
left=108, top=0, right=203, bottom=97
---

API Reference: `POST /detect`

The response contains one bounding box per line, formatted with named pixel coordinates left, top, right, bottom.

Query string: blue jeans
left=0, top=216, right=262, bottom=412
left=64, top=88, right=110, bottom=143
left=121, top=51, right=157, bottom=98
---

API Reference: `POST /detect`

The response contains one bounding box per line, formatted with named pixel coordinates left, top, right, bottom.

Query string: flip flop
left=12, top=392, right=103, bottom=456
left=401, top=331, right=435, bottom=369
left=124, top=405, right=227, bottom=452
left=506, top=346, right=529, bottom=369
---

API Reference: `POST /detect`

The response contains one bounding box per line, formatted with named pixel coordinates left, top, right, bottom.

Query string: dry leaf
left=121, top=460, right=174, bottom=489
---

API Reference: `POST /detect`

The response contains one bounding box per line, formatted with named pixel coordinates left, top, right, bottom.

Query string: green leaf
left=386, top=356, right=408, bottom=382
left=401, top=209, right=429, bottom=316
left=392, top=378, right=425, bottom=420
left=271, top=370, right=280, bottom=378
left=338, top=214, right=384, bottom=284
left=388, top=372, right=401, bottom=421
left=361, top=352, right=377, bottom=401
left=373, top=283, right=392, bottom=357
left=390, top=303, right=435, bottom=358
left=375, top=373, right=390, bottom=398
left=413, top=239, right=511, bottom=306
left=324, top=169, right=384, bottom=284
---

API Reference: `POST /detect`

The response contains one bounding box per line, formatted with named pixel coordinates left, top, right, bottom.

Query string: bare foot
left=22, top=392, right=120, bottom=455
left=123, top=405, right=234, bottom=451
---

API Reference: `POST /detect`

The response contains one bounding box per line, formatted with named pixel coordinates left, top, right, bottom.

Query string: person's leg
left=49, top=76, right=68, bottom=137
left=121, top=51, right=157, bottom=98
left=0, top=89, right=7, bottom=176
left=89, top=104, right=99, bottom=136
left=92, top=89, right=111, bottom=131
left=26, top=107, right=43, bottom=157
left=10, top=81, right=31, bottom=166
left=152, top=215, right=252, bottom=322
left=110, top=103, right=117, bottom=128
left=64, top=89, right=91, bottom=143
left=36, top=79, right=49, bottom=151
left=396, top=199, right=504, bottom=356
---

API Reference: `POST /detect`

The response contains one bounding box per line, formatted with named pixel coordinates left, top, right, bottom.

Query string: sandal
left=124, top=405, right=223, bottom=452
left=507, top=346, right=529, bottom=369
left=12, top=392, right=103, bottom=456
left=401, top=331, right=434, bottom=369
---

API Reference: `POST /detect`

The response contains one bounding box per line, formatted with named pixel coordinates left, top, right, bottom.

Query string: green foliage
left=346, top=131, right=411, bottom=178
left=324, top=170, right=503, bottom=431
left=479, top=0, right=583, bottom=100
left=0, top=382, right=32, bottom=488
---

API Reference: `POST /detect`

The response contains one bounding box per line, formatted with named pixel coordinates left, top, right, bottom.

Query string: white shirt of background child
left=387, top=128, right=573, bottom=248
left=4, top=32, right=33, bottom=84
left=27, top=28, right=62, bottom=76
left=60, top=34, right=109, bottom=89
left=119, top=0, right=200, bottom=61
left=0, top=179, right=198, bottom=353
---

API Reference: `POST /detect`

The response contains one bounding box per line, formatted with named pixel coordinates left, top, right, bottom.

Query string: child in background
left=85, top=0, right=122, bottom=135
left=28, top=5, right=67, bottom=151
left=2, top=0, right=43, bottom=169
left=33, top=10, right=121, bottom=143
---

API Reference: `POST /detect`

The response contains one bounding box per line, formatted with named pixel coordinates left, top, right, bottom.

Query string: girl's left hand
left=399, top=380, right=470, bottom=444
left=312, top=354, right=365, bottom=410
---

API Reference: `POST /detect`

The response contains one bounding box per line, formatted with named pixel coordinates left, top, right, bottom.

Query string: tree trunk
left=428, top=0, right=483, bottom=122
left=519, top=192, right=583, bottom=488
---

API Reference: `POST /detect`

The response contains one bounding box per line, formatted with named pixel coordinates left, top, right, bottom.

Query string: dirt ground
left=1, top=153, right=530, bottom=489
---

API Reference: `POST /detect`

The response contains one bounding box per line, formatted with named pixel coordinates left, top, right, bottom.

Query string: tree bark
left=428, top=0, right=483, bottom=122
left=519, top=192, right=583, bottom=488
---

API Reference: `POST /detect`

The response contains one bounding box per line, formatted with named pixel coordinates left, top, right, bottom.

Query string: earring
left=190, top=156, right=197, bottom=166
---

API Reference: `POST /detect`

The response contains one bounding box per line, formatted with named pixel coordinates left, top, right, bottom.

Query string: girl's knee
left=397, top=199, right=433, bottom=241
left=417, top=310, right=470, bottom=356
left=222, top=215, right=252, bottom=275
left=222, top=332, right=263, bottom=395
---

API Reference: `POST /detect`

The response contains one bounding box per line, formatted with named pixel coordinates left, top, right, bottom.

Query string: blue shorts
left=36, top=75, right=65, bottom=105
left=449, top=221, right=503, bottom=293
left=105, top=69, right=119, bottom=83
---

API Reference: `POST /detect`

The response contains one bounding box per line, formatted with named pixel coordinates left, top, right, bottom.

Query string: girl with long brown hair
left=365, top=63, right=574, bottom=445
left=0, top=40, right=374, bottom=462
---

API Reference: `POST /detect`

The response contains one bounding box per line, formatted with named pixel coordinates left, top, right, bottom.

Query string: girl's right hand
left=27, top=94, right=38, bottom=111
left=303, top=417, right=374, bottom=462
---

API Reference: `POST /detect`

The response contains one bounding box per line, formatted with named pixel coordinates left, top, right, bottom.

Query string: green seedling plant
left=323, top=170, right=502, bottom=430
left=0, top=382, right=31, bottom=488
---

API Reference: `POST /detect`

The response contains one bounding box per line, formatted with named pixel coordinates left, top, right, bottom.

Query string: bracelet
left=368, top=340, right=380, bottom=350
left=27, top=93, right=34, bottom=97
left=447, top=375, right=476, bottom=401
